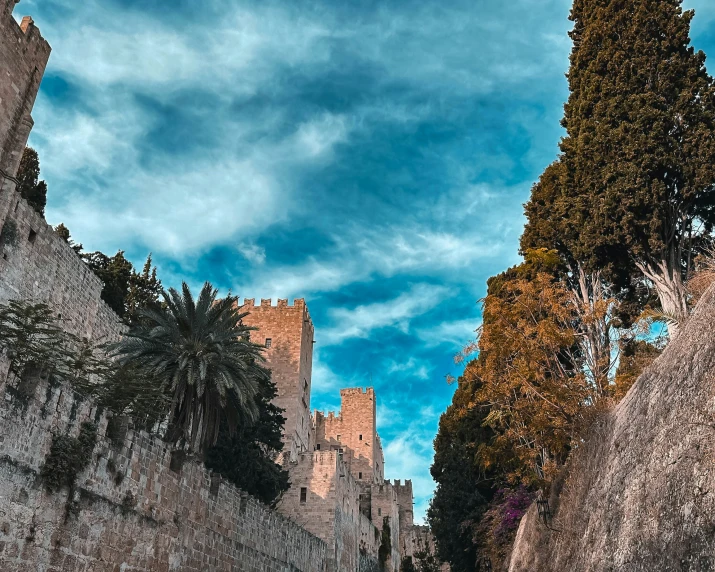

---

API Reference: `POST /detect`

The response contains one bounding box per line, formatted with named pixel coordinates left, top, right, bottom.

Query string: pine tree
left=16, top=147, right=48, bottom=216
left=559, top=0, right=715, bottom=334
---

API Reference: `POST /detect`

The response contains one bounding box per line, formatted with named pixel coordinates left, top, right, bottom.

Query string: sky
left=17, top=0, right=715, bottom=523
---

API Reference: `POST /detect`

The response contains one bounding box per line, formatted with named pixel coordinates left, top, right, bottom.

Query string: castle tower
left=239, top=298, right=314, bottom=460
left=393, top=479, right=415, bottom=557
left=0, top=0, right=51, bottom=195
left=314, top=387, right=385, bottom=485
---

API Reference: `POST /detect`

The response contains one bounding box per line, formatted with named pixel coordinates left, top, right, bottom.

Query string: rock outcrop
left=507, top=285, right=715, bottom=572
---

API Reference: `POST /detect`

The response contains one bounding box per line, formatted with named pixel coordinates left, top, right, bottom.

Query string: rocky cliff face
left=507, top=285, right=715, bottom=572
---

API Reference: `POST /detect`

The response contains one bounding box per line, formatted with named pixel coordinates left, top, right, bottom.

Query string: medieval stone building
left=241, top=300, right=437, bottom=571
left=0, top=2, right=442, bottom=570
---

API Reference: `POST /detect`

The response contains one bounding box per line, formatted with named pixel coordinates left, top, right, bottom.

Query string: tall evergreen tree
left=16, top=147, right=48, bottom=216
left=559, top=0, right=715, bottom=333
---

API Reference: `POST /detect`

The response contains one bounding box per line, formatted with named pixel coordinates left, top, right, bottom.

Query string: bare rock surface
left=507, top=285, right=715, bottom=572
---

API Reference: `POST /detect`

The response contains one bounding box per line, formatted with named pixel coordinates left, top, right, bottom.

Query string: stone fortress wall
left=0, top=374, right=330, bottom=572
left=0, top=2, right=444, bottom=570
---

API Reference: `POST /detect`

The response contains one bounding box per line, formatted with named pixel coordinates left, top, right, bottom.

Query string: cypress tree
left=16, top=147, right=48, bottom=216
left=559, top=0, right=715, bottom=333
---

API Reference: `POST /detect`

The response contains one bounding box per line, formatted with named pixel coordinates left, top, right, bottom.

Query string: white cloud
left=321, top=283, right=452, bottom=346
left=386, top=357, right=431, bottom=380
left=417, top=317, right=481, bottom=349
left=237, top=242, right=266, bottom=265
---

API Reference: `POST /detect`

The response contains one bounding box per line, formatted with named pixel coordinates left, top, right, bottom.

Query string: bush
left=41, top=422, right=97, bottom=493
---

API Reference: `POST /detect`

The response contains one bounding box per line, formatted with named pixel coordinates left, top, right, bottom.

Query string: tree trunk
left=636, top=259, right=689, bottom=339
left=571, top=267, right=612, bottom=397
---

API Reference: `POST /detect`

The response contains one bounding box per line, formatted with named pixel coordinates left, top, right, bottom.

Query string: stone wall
left=0, top=374, right=330, bottom=572
left=0, top=185, right=124, bottom=343
left=369, top=483, right=401, bottom=571
left=278, top=450, right=381, bottom=572
left=506, top=285, right=715, bottom=572
left=240, top=298, right=314, bottom=458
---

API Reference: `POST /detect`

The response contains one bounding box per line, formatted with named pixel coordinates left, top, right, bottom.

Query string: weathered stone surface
left=507, top=285, right=715, bottom=572
left=0, top=0, right=50, bottom=186
left=240, top=298, right=314, bottom=459
left=0, top=376, right=330, bottom=572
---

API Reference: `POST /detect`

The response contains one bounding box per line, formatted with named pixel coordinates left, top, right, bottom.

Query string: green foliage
left=94, top=363, right=171, bottom=431
left=41, top=422, right=97, bottom=493
left=559, top=0, right=715, bottom=320
left=16, top=147, right=47, bottom=216
left=428, top=383, right=496, bottom=572
left=0, top=300, right=64, bottom=382
left=82, top=250, right=134, bottom=317
left=205, top=371, right=289, bottom=506
left=126, top=254, right=163, bottom=325
left=378, top=517, right=392, bottom=569
left=413, top=541, right=442, bottom=572
left=54, top=224, right=83, bottom=254
left=0, top=219, right=19, bottom=249
left=112, top=282, right=269, bottom=455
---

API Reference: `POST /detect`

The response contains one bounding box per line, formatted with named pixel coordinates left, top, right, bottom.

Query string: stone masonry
left=0, top=374, right=330, bottom=572
left=313, top=388, right=385, bottom=485
left=239, top=298, right=314, bottom=461
left=0, top=0, right=50, bottom=192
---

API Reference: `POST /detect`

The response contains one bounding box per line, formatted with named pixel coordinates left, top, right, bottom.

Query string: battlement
left=0, top=0, right=51, bottom=178
left=239, top=297, right=313, bottom=329
left=340, top=387, right=375, bottom=397
left=392, top=479, right=413, bottom=491
left=240, top=297, right=307, bottom=309
left=3, top=4, right=50, bottom=56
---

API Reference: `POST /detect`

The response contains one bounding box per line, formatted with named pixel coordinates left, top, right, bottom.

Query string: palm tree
left=112, top=281, right=269, bottom=455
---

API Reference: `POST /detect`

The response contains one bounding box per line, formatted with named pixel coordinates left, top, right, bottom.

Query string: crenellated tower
left=239, top=298, right=314, bottom=460
left=0, top=0, right=51, bottom=196
left=313, top=387, right=385, bottom=485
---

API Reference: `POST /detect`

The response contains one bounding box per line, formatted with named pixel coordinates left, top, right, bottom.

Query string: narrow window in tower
left=359, top=434, right=363, bottom=441
left=359, top=472, right=363, bottom=479
left=265, top=338, right=272, bottom=348
left=300, top=487, right=307, bottom=503
left=337, top=434, right=341, bottom=441
left=316, top=444, right=321, bottom=450
left=378, top=508, right=382, bottom=516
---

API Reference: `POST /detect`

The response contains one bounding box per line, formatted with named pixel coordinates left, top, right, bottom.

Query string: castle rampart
left=0, top=4, right=442, bottom=568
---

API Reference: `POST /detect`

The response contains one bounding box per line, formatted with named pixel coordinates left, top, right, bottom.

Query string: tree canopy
left=559, top=0, right=715, bottom=326
left=112, top=282, right=268, bottom=455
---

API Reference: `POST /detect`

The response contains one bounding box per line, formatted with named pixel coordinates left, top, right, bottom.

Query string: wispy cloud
left=321, top=284, right=452, bottom=346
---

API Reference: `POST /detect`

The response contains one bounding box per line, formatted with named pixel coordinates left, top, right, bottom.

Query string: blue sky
left=17, top=0, right=715, bottom=522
